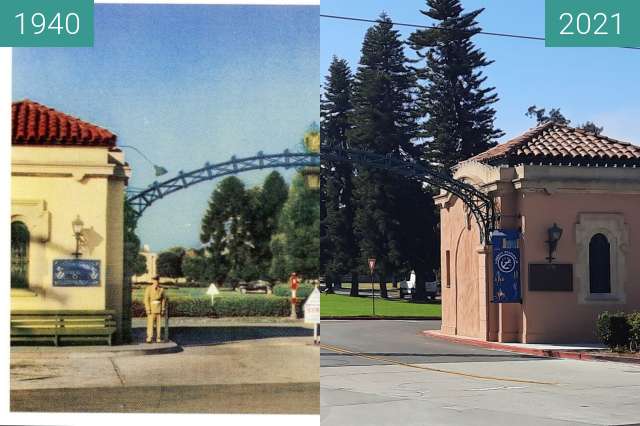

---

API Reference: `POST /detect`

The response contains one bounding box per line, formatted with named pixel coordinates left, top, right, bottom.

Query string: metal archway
left=126, top=150, right=319, bottom=216
left=323, top=147, right=496, bottom=244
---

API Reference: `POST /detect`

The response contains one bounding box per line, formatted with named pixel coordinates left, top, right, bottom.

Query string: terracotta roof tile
left=467, top=122, right=640, bottom=167
left=12, top=100, right=116, bottom=147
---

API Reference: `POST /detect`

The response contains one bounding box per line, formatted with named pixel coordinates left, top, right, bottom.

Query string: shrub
left=596, top=311, right=630, bottom=351
left=132, top=295, right=291, bottom=318
left=213, top=295, right=290, bottom=317
left=627, top=312, right=640, bottom=352
left=272, top=283, right=314, bottom=301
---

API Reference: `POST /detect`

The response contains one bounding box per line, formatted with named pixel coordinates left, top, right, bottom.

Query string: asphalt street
left=321, top=320, right=640, bottom=426
left=11, top=322, right=319, bottom=414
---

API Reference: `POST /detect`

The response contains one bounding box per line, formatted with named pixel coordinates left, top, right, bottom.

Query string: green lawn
left=321, top=294, right=441, bottom=318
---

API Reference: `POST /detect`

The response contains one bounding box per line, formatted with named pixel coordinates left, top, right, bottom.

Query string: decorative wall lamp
left=71, top=215, right=84, bottom=259
left=545, top=223, right=563, bottom=263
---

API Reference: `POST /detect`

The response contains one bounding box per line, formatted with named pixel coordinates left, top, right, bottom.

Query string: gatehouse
left=11, top=100, right=129, bottom=343
left=436, top=122, right=640, bottom=343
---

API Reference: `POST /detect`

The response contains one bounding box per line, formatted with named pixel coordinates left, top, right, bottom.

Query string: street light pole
left=120, top=145, right=168, bottom=177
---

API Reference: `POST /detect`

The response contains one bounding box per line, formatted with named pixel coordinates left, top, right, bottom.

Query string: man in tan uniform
left=144, top=276, right=167, bottom=343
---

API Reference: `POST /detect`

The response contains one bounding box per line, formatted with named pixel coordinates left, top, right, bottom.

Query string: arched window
left=589, top=233, right=610, bottom=294
left=11, top=221, right=30, bottom=289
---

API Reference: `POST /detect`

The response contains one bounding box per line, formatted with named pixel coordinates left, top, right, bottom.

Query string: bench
left=11, top=310, right=117, bottom=346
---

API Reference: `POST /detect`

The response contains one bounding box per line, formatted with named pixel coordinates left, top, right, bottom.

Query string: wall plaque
left=53, top=259, right=100, bottom=287
left=529, top=263, right=573, bottom=291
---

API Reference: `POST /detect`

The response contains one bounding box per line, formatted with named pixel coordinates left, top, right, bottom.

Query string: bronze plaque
left=528, top=263, right=573, bottom=291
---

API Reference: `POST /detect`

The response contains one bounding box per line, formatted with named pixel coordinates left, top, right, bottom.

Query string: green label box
left=1, top=0, right=93, bottom=47
left=546, top=0, right=640, bottom=47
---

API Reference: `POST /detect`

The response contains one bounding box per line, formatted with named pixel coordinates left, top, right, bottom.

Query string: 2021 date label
left=546, top=0, right=640, bottom=47
left=1, top=0, right=93, bottom=47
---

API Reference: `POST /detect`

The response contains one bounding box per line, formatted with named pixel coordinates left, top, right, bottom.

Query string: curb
left=11, top=340, right=183, bottom=358
left=422, top=330, right=640, bottom=365
left=321, top=316, right=441, bottom=321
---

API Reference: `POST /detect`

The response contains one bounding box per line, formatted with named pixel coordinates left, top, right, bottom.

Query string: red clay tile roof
left=467, top=122, right=640, bottom=167
left=12, top=100, right=117, bottom=147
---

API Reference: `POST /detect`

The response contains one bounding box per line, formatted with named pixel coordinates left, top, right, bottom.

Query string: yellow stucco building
left=11, top=100, right=130, bottom=342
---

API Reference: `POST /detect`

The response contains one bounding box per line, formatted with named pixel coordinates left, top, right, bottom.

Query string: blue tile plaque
left=53, top=259, right=100, bottom=287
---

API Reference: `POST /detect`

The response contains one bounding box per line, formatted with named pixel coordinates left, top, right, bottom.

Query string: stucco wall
left=11, top=146, right=128, bottom=340
left=520, top=191, right=640, bottom=343
left=439, top=195, right=484, bottom=339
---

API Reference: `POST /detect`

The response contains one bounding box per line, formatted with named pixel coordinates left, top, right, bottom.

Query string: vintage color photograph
left=10, top=3, right=320, bottom=415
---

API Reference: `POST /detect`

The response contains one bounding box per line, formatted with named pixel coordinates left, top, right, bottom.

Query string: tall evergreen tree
left=409, top=0, right=503, bottom=171
left=270, top=174, right=320, bottom=279
left=350, top=14, right=417, bottom=298
left=321, top=56, right=357, bottom=295
left=200, top=176, right=254, bottom=284
left=252, top=171, right=289, bottom=279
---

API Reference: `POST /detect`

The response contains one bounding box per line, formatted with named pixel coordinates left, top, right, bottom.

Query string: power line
left=320, top=14, right=640, bottom=50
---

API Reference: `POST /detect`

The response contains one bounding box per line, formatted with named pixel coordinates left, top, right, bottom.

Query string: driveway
left=321, top=320, right=640, bottom=425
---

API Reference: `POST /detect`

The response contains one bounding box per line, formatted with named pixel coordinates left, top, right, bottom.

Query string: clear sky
left=321, top=0, right=640, bottom=145
left=13, top=4, right=319, bottom=252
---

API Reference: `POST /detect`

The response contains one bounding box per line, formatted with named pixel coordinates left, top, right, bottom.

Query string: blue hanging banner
left=491, top=230, right=521, bottom=303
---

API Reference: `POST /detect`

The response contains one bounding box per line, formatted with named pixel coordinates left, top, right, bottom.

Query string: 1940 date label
left=1, top=0, right=93, bottom=47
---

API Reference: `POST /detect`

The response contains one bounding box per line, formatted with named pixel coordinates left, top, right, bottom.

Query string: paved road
left=11, top=323, right=319, bottom=414
left=321, top=320, right=640, bottom=426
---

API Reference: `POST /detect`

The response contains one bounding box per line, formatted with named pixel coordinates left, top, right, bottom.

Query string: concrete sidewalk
left=423, top=330, right=640, bottom=364
left=11, top=321, right=319, bottom=392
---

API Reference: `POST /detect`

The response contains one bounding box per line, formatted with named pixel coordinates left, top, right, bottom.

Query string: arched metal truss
left=126, top=150, right=319, bottom=216
left=323, top=147, right=496, bottom=244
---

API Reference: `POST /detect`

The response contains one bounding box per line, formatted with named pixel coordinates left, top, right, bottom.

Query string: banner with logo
left=491, top=230, right=521, bottom=303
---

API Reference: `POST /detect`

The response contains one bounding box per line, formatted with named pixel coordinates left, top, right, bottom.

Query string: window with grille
left=589, top=233, right=611, bottom=294
left=11, top=221, right=29, bottom=289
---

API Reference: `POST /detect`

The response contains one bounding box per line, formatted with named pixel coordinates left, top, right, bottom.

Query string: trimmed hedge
left=272, top=283, right=314, bottom=301
left=596, top=311, right=639, bottom=352
left=132, top=294, right=292, bottom=318
left=628, top=312, right=640, bottom=352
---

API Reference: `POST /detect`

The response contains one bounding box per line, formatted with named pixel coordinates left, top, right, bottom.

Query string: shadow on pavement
left=133, top=326, right=312, bottom=347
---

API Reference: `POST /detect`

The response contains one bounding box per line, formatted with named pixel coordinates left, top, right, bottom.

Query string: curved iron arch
left=126, top=150, right=319, bottom=217
left=323, top=147, right=496, bottom=244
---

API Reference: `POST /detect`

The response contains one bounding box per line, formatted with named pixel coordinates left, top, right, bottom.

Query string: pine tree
left=270, top=174, right=320, bottom=279
left=409, top=0, right=503, bottom=171
left=321, top=56, right=357, bottom=294
left=200, top=176, right=254, bottom=285
left=349, top=14, right=417, bottom=298
left=252, top=171, right=288, bottom=279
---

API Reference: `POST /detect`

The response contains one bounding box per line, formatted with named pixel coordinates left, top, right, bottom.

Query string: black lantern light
left=72, top=215, right=84, bottom=259
left=545, top=223, right=563, bottom=263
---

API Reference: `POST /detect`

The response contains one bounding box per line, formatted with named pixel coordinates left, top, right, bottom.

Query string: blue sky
left=321, top=0, right=640, bottom=144
left=13, top=4, right=319, bottom=251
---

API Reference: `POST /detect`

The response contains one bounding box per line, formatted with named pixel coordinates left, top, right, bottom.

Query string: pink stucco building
left=435, top=122, right=640, bottom=343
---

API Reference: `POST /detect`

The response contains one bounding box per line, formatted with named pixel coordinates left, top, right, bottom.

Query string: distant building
left=132, top=244, right=158, bottom=283
left=11, top=100, right=130, bottom=342
left=435, top=123, right=640, bottom=343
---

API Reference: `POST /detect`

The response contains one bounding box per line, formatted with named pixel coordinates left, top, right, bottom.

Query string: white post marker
left=206, top=283, right=220, bottom=305
left=304, top=286, right=321, bottom=344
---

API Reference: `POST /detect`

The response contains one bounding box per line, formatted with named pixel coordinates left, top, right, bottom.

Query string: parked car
left=400, top=271, right=440, bottom=300
left=236, top=280, right=272, bottom=294
left=399, top=271, right=416, bottom=299
left=425, top=280, right=439, bottom=300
